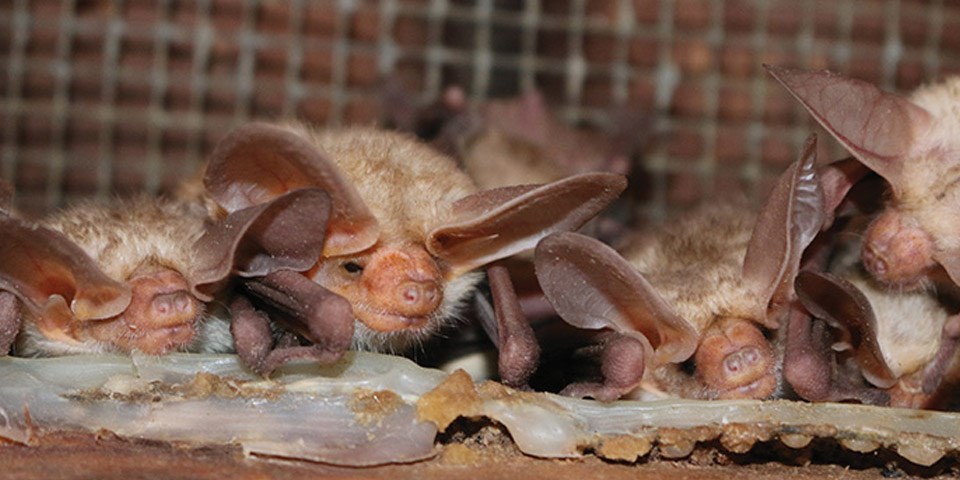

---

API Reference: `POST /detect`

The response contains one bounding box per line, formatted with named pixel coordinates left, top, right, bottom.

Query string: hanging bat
left=196, top=122, right=626, bottom=386
left=532, top=135, right=824, bottom=401
left=0, top=189, right=336, bottom=358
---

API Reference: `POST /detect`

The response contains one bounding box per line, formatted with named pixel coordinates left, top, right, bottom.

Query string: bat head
left=203, top=122, right=627, bottom=351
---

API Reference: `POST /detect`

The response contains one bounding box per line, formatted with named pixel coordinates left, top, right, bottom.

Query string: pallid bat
left=766, top=65, right=960, bottom=405
left=385, top=85, right=645, bottom=191
left=765, top=66, right=960, bottom=294
left=792, top=259, right=959, bottom=409
left=195, top=123, right=626, bottom=386
left=532, top=135, right=824, bottom=401
left=0, top=189, right=335, bottom=358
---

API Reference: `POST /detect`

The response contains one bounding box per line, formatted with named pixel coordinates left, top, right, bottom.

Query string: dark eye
left=342, top=261, right=364, bottom=274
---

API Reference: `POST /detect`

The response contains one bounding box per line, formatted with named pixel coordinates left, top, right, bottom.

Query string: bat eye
left=342, top=261, right=364, bottom=274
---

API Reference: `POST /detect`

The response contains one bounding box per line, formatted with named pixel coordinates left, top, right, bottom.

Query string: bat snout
left=696, top=318, right=776, bottom=399
left=396, top=280, right=442, bottom=316
left=862, top=212, right=935, bottom=289
left=149, top=290, right=201, bottom=327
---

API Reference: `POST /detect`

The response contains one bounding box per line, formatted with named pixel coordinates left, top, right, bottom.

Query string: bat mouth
left=129, top=322, right=198, bottom=355
left=352, top=305, right=433, bottom=332
left=717, top=375, right=777, bottom=400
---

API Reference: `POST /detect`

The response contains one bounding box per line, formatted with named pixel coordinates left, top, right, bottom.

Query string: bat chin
left=130, top=323, right=198, bottom=355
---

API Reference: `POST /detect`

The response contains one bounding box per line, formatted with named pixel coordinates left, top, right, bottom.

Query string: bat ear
left=794, top=271, right=897, bottom=388
left=765, top=65, right=933, bottom=189
left=426, top=172, right=627, bottom=275
left=203, top=122, right=379, bottom=257
left=741, top=134, right=824, bottom=326
left=190, top=188, right=332, bottom=300
left=818, top=157, right=873, bottom=229
left=534, top=232, right=698, bottom=366
left=0, top=215, right=131, bottom=330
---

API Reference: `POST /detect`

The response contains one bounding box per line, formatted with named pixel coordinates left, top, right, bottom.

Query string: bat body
left=197, top=123, right=625, bottom=383
left=534, top=136, right=825, bottom=401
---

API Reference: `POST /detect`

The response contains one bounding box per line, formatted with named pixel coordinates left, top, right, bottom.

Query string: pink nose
left=152, top=291, right=196, bottom=318
left=724, top=347, right=762, bottom=378
left=395, top=280, right=441, bottom=316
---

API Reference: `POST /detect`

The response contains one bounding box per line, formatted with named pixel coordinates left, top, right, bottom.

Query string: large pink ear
left=765, top=65, right=933, bottom=190
left=190, top=188, right=331, bottom=300
left=0, top=214, right=131, bottom=323
left=794, top=271, right=897, bottom=389
left=204, top=122, right=379, bottom=257
left=534, top=232, right=698, bottom=366
left=742, top=134, right=824, bottom=326
left=426, top=172, right=626, bottom=276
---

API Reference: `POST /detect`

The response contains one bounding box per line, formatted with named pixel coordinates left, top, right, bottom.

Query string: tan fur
left=297, top=126, right=477, bottom=246
left=618, top=204, right=759, bottom=333
left=41, top=197, right=208, bottom=282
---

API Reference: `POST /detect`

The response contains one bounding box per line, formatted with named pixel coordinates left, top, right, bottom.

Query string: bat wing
left=191, top=188, right=332, bottom=300
left=0, top=214, right=131, bottom=327
left=426, top=172, right=626, bottom=276
left=204, top=122, right=379, bottom=257
left=765, top=65, right=933, bottom=191
left=742, top=134, right=825, bottom=326
left=534, top=232, right=698, bottom=366
left=794, top=271, right=897, bottom=389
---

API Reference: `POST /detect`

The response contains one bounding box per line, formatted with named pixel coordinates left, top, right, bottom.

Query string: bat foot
left=257, top=345, right=348, bottom=377
left=560, top=332, right=645, bottom=401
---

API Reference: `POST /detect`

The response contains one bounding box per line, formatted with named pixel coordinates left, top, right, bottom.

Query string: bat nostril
left=153, top=291, right=194, bottom=317
left=724, top=347, right=761, bottom=376
left=402, top=285, right=421, bottom=303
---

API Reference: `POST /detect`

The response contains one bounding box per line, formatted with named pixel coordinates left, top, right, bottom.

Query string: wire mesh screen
left=2, top=0, right=958, bottom=220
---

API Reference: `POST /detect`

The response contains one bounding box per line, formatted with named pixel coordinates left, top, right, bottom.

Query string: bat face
left=201, top=123, right=627, bottom=354
left=766, top=66, right=960, bottom=290
left=2, top=189, right=332, bottom=358
left=534, top=136, right=824, bottom=400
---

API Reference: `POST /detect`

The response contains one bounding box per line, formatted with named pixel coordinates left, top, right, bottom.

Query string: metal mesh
left=2, top=0, right=959, bottom=220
